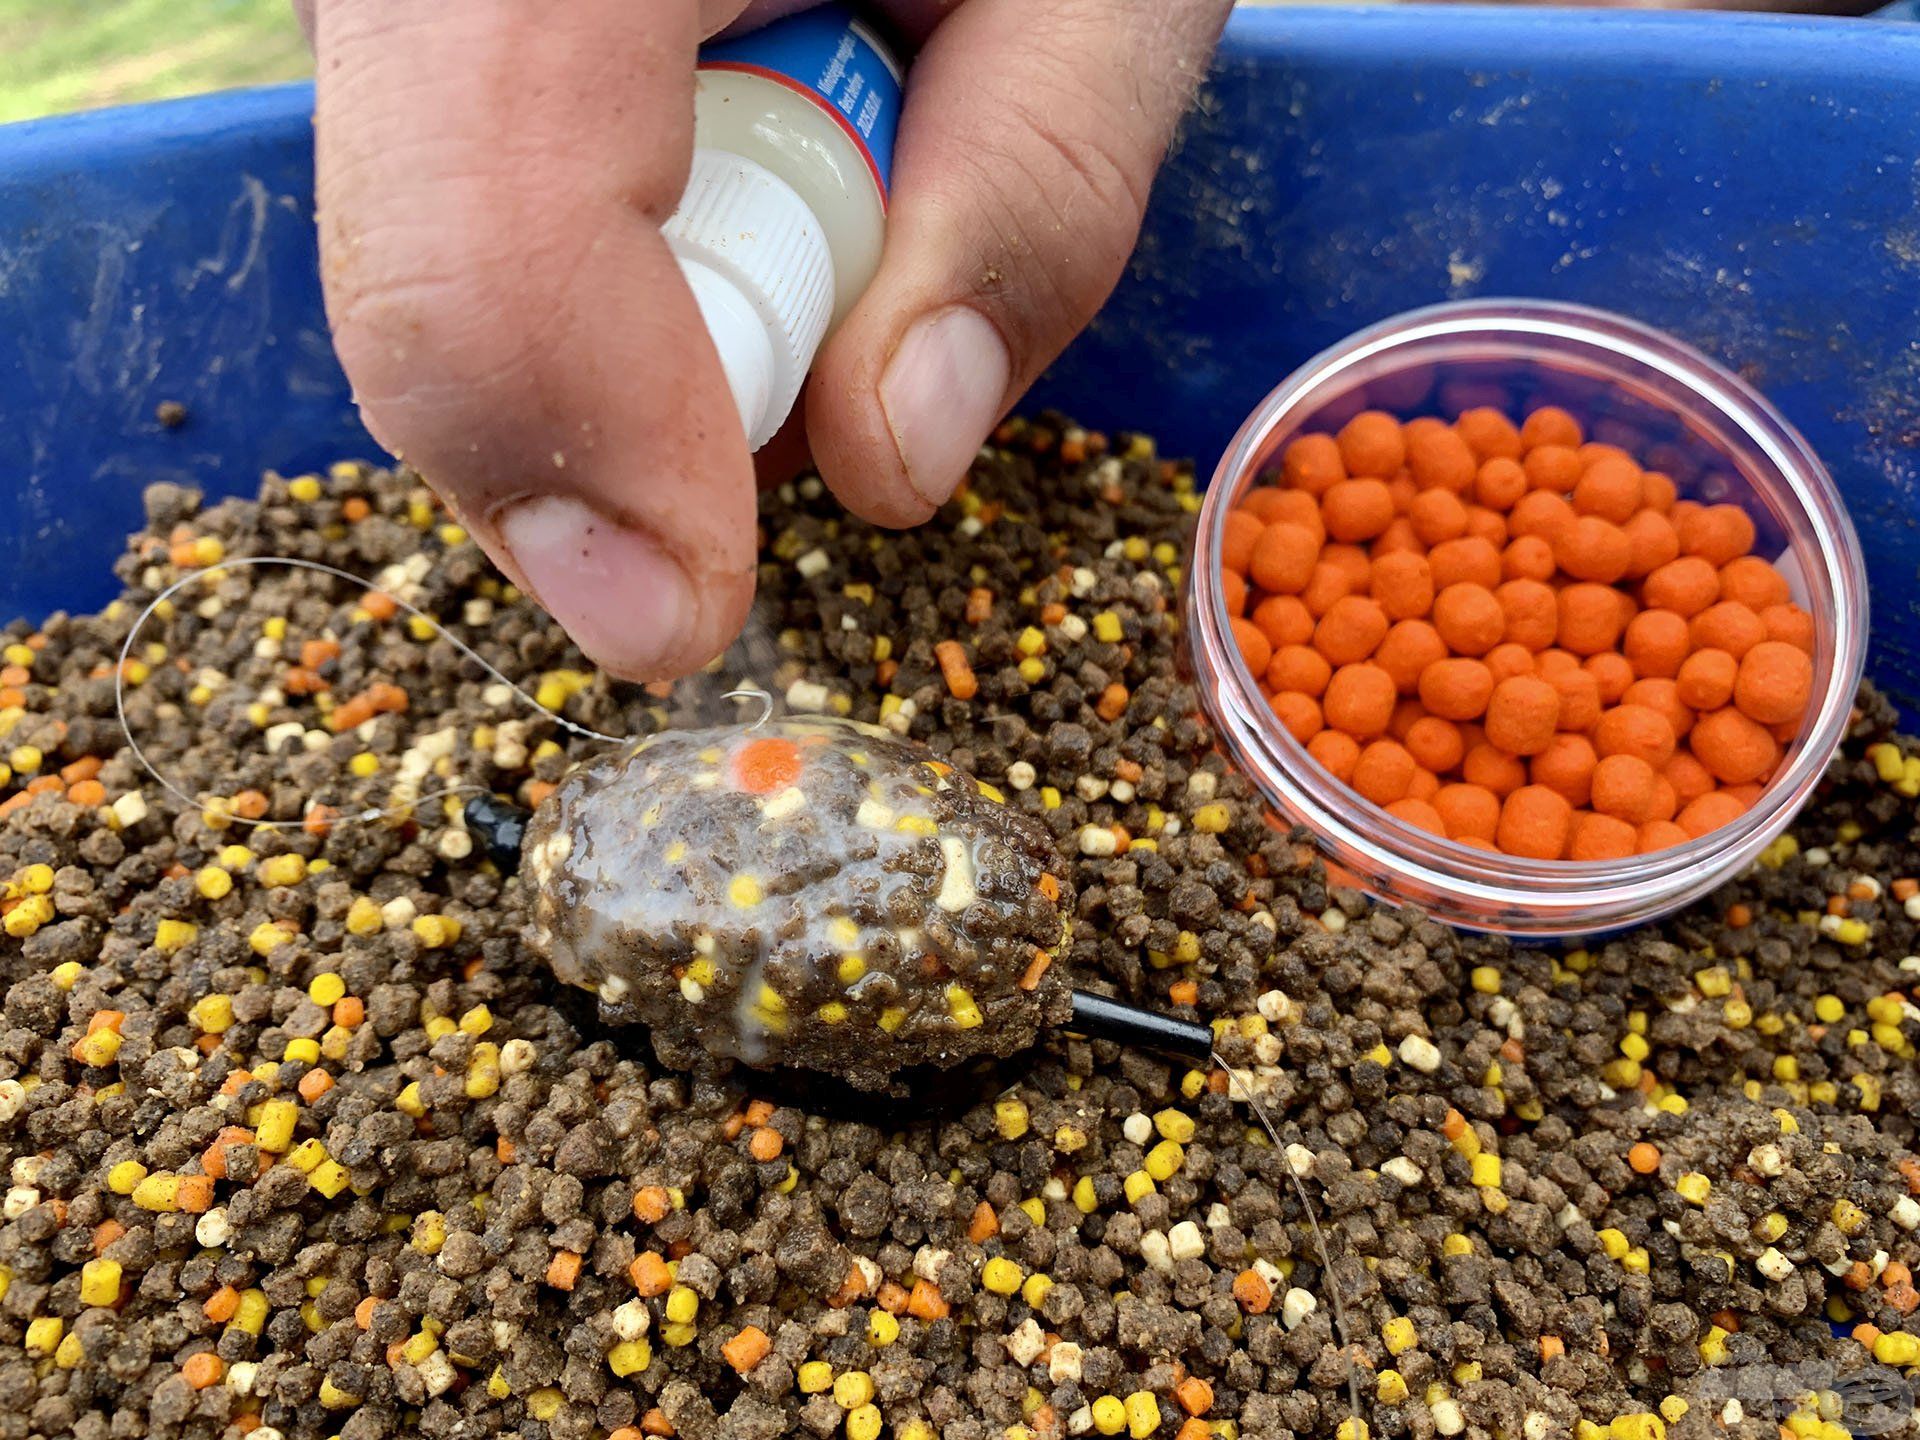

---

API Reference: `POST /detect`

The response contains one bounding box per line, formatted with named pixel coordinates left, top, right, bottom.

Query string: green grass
left=0, top=0, right=310, bottom=126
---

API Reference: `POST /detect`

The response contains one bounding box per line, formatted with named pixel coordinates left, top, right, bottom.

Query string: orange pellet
left=1249, top=523, right=1320, bottom=594
left=1222, top=510, right=1264, bottom=574
left=1521, top=406, right=1583, bottom=450
left=1268, top=645, right=1332, bottom=698
left=1474, top=456, right=1528, bottom=510
left=1235, top=402, right=1794, bottom=861
left=1336, top=411, right=1407, bottom=479
left=1407, top=423, right=1478, bottom=493
left=630, top=1252, right=673, bottom=1296
left=1268, top=692, right=1323, bottom=743
left=1761, top=602, right=1816, bottom=653
left=1691, top=708, right=1779, bottom=785
left=722, top=1325, right=772, bottom=1374
left=1418, top=657, right=1495, bottom=721
left=1314, top=596, right=1390, bottom=666
left=1678, top=502, right=1757, bottom=567
left=1463, top=743, right=1528, bottom=798
left=1456, top=407, right=1524, bottom=462
left=1283, top=433, right=1347, bottom=494
left=1531, top=734, right=1598, bottom=809
left=1352, top=741, right=1418, bottom=806
left=1627, top=1142, right=1661, bottom=1174
left=1433, top=584, right=1505, bottom=657
left=1324, top=664, right=1398, bottom=738
left=1591, top=754, right=1660, bottom=824
left=1734, top=640, right=1813, bottom=727
left=183, top=1353, right=224, bottom=1389
left=1434, top=784, right=1501, bottom=842
left=1484, top=676, right=1560, bottom=757
left=1370, top=551, right=1434, bottom=621
left=1232, top=1270, right=1273, bottom=1314
left=1229, top=618, right=1273, bottom=678
left=1308, top=730, right=1362, bottom=783
left=1498, top=785, right=1573, bottom=860
left=1251, top=595, right=1314, bottom=650
left=1569, top=810, right=1637, bottom=860
left=1323, top=479, right=1396, bottom=542
left=1642, top=556, right=1720, bottom=617
left=1428, top=536, right=1502, bottom=592
left=1404, top=717, right=1465, bottom=775
left=545, top=1250, right=583, bottom=1290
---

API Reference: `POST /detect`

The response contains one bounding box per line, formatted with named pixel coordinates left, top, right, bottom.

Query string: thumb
left=806, top=0, right=1230, bottom=527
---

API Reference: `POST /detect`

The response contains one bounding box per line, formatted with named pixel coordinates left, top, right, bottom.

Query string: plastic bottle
left=664, top=5, right=903, bottom=451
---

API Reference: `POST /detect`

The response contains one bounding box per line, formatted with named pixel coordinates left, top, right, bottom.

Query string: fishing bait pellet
left=522, top=717, right=1074, bottom=1090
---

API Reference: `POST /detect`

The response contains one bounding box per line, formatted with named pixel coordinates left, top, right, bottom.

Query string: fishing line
left=114, top=555, right=632, bottom=830
left=1216, top=1050, right=1367, bottom=1435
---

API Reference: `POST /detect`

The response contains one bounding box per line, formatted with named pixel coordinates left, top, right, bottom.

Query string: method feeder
left=464, top=716, right=1213, bottom=1092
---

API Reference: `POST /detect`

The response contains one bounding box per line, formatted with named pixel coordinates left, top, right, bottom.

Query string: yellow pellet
left=799, top=1361, right=836, bottom=1394
left=411, top=914, right=462, bottom=948
left=1381, top=1316, right=1417, bottom=1355
left=78, top=1258, right=122, bottom=1307
left=665, top=1285, right=699, bottom=1325
left=834, top=1371, right=876, bottom=1410
left=255, top=1099, right=298, bottom=1152
left=982, top=1258, right=1023, bottom=1295
left=847, top=1404, right=883, bottom=1440
left=868, top=1311, right=900, bottom=1347
left=1091, top=1397, right=1127, bottom=1435
left=24, top=1317, right=63, bottom=1355
left=608, top=1339, right=653, bottom=1376
left=107, top=1160, right=148, bottom=1195
left=1124, top=1392, right=1160, bottom=1439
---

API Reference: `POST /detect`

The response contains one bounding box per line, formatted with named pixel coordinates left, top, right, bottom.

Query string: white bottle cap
left=663, top=148, right=836, bottom=451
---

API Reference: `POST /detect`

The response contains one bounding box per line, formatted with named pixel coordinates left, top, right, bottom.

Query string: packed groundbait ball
left=521, top=718, right=1074, bottom=1090
left=2, top=420, right=1920, bottom=1440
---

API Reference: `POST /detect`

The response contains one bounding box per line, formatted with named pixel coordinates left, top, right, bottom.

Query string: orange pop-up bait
left=1217, top=404, right=1816, bottom=861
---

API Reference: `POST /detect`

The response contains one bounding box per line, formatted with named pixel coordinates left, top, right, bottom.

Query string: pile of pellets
left=2, top=416, right=1920, bottom=1440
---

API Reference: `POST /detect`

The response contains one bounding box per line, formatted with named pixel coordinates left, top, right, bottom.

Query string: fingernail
left=498, top=495, right=695, bottom=680
left=880, top=305, right=1010, bottom=512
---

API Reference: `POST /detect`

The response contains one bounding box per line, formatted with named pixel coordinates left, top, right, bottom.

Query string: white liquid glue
left=670, top=4, right=904, bottom=449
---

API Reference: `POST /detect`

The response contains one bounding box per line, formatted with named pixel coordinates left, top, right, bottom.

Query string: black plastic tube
left=1066, top=989, right=1215, bottom=1062
left=466, top=795, right=1214, bottom=1063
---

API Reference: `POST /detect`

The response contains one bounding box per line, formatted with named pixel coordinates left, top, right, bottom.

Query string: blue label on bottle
left=700, top=4, right=902, bottom=205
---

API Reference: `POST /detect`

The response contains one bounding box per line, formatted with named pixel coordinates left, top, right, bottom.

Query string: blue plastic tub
left=3, top=6, right=1918, bottom=710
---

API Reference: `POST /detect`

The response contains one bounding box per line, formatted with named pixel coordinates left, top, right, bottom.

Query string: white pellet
left=1006, top=761, right=1036, bottom=791
left=795, top=548, right=830, bottom=578
left=2, top=1186, right=39, bottom=1220
left=1075, top=774, right=1109, bottom=802
left=1070, top=567, right=1097, bottom=597
left=1285, top=1144, right=1316, bottom=1178
left=436, top=829, right=473, bottom=861
left=1186, top=772, right=1218, bottom=801
left=418, top=1350, right=458, bottom=1397
left=1256, top=990, right=1294, bottom=1023
left=1207, top=1204, right=1233, bottom=1231
left=111, top=790, right=149, bottom=828
left=1139, top=1229, right=1173, bottom=1272
left=1251, top=1033, right=1283, bottom=1065
left=482, top=682, right=514, bottom=708
left=786, top=679, right=830, bottom=713
left=1721, top=1401, right=1744, bottom=1426
left=1122, top=1113, right=1153, bottom=1146
left=1523, top=1412, right=1552, bottom=1440
left=0, top=1080, right=22, bottom=1123
left=1108, top=779, right=1136, bottom=803
left=9, top=1155, right=41, bottom=1187
left=1078, top=826, right=1119, bottom=858
left=1168, top=1221, right=1206, bottom=1262
left=1756, top=1247, right=1795, bottom=1281
left=1431, top=1399, right=1466, bottom=1436
left=1891, top=1196, right=1920, bottom=1231
left=1280, top=1287, right=1317, bottom=1330
left=612, top=1299, right=651, bottom=1341
left=1048, top=1341, right=1084, bottom=1384
left=1058, top=614, right=1088, bottom=642
left=1382, top=1157, right=1425, bottom=1187
left=1321, top=908, right=1348, bottom=934
left=1068, top=1405, right=1095, bottom=1435
left=1748, top=1144, right=1785, bottom=1177
left=1398, top=1035, right=1442, bottom=1073
left=381, top=896, right=418, bottom=929
left=228, top=1360, right=259, bottom=1396
left=1803, top=847, right=1831, bottom=867
left=912, top=1247, right=950, bottom=1283
left=195, top=1208, right=233, bottom=1247
left=1004, top=1318, right=1047, bottom=1366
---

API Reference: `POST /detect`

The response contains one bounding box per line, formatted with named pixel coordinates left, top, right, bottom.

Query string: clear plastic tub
left=1187, top=300, right=1869, bottom=935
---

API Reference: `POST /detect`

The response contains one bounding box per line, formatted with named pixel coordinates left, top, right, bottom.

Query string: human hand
left=304, top=0, right=1231, bottom=680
